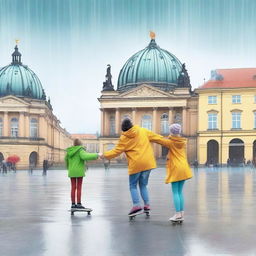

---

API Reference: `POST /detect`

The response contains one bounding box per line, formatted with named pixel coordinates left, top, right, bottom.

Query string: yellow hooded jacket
left=104, top=125, right=163, bottom=175
left=157, top=136, right=193, bottom=183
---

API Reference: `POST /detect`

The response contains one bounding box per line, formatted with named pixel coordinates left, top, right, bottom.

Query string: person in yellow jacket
left=156, top=123, right=193, bottom=222
left=103, top=118, right=163, bottom=216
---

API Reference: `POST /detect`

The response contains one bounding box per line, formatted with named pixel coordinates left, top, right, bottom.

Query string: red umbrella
left=6, top=155, right=20, bottom=164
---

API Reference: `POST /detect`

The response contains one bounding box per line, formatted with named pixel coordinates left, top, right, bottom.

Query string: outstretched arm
left=64, top=154, right=69, bottom=169
left=79, top=149, right=98, bottom=161
left=104, top=138, right=126, bottom=160
left=146, top=130, right=172, bottom=148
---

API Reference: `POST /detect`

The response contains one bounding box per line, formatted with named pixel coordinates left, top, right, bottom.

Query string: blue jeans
left=171, top=180, right=185, bottom=212
left=129, top=170, right=151, bottom=206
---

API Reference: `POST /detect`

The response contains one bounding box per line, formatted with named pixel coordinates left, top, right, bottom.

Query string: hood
left=122, top=125, right=139, bottom=138
left=169, top=135, right=186, bottom=149
left=66, top=146, right=83, bottom=157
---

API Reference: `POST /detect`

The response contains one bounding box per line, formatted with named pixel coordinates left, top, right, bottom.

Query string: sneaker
left=128, top=206, right=143, bottom=215
left=76, top=203, right=86, bottom=210
left=144, top=204, right=150, bottom=211
left=169, top=213, right=184, bottom=222
left=71, top=203, right=76, bottom=210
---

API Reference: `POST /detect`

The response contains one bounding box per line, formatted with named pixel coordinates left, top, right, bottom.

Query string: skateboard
left=170, top=219, right=183, bottom=224
left=69, top=208, right=92, bottom=216
left=129, top=210, right=150, bottom=220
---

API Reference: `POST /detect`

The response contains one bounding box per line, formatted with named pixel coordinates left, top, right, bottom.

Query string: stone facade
left=98, top=84, right=198, bottom=163
left=195, top=68, right=256, bottom=166
left=0, top=95, right=72, bottom=169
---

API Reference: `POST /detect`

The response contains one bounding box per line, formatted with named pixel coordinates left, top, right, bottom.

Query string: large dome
left=0, top=45, right=45, bottom=100
left=117, top=38, right=183, bottom=91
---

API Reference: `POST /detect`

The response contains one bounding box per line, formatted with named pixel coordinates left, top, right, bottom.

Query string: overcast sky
left=0, top=0, right=255, bottom=134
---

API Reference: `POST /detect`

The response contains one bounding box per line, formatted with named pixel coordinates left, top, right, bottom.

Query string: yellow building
left=0, top=45, right=72, bottom=169
left=196, top=68, right=256, bottom=166
left=98, top=35, right=198, bottom=163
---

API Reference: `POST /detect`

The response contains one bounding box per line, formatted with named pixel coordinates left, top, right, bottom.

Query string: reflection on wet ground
left=0, top=167, right=256, bottom=256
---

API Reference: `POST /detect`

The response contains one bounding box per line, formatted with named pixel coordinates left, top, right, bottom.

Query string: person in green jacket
left=65, top=138, right=101, bottom=210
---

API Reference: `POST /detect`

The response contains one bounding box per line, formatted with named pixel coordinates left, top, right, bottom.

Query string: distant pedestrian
left=2, top=160, right=7, bottom=173
left=65, top=138, right=101, bottom=210
left=43, top=159, right=49, bottom=175
left=156, top=123, right=193, bottom=222
left=193, top=159, right=199, bottom=169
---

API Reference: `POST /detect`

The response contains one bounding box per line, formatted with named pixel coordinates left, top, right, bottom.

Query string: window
left=232, top=95, right=241, bottom=104
left=161, top=113, right=169, bottom=134
left=208, top=96, right=217, bottom=104
left=174, top=112, right=182, bottom=124
left=141, top=115, right=152, bottom=130
left=232, top=112, right=241, bottom=129
left=30, top=118, right=38, bottom=137
left=10, top=118, right=19, bottom=137
left=254, top=95, right=256, bottom=103
left=0, top=118, right=2, bottom=136
left=208, top=113, right=217, bottom=130
left=109, top=116, right=115, bottom=135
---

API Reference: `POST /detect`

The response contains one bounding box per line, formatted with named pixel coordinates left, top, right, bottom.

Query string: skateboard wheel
left=88, top=211, right=91, bottom=215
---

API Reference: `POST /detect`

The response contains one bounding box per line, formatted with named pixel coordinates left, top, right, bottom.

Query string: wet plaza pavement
left=1, top=166, right=256, bottom=256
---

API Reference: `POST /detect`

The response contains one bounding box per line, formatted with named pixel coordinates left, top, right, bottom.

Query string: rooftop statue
left=177, top=63, right=191, bottom=88
left=102, top=64, right=114, bottom=91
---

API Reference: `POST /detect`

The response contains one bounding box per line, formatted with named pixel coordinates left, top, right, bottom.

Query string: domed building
left=98, top=33, right=198, bottom=162
left=0, top=44, right=72, bottom=169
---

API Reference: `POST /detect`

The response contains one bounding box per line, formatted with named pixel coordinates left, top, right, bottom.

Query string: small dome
left=117, top=38, right=183, bottom=91
left=0, top=45, right=45, bottom=100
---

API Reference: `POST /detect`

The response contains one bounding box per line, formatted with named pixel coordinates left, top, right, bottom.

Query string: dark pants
left=70, top=177, right=83, bottom=204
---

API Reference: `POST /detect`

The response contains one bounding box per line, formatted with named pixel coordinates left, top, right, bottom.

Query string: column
left=24, top=113, right=29, bottom=137
left=152, top=107, right=157, bottom=132
left=47, top=122, right=52, bottom=145
left=19, top=112, right=25, bottom=137
left=39, top=114, right=46, bottom=140
left=132, top=108, right=136, bottom=124
left=3, top=111, right=8, bottom=136
left=105, top=111, right=109, bottom=135
left=182, top=107, right=187, bottom=135
left=115, top=108, right=120, bottom=134
left=245, top=143, right=253, bottom=162
left=168, top=107, right=173, bottom=124
left=51, top=122, right=54, bottom=146
left=100, top=109, right=105, bottom=136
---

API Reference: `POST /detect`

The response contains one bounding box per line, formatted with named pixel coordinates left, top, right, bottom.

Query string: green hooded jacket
left=65, top=146, right=98, bottom=177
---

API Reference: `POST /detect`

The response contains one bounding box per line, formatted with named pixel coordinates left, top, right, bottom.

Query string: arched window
left=30, top=118, right=38, bottom=137
left=141, top=115, right=152, bottom=130
left=229, top=138, right=244, bottom=165
left=109, top=115, right=115, bottom=135
left=0, top=118, right=3, bottom=136
left=10, top=118, right=19, bottom=137
left=29, top=151, right=38, bottom=168
left=207, top=140, right=219, bottom=165
left=161, top=113, right=169, bottom=134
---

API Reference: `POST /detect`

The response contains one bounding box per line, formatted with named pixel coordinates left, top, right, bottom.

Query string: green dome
left=117, top=39, right=183, bottom=91
left=0, top=46, right=45, bottom=100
